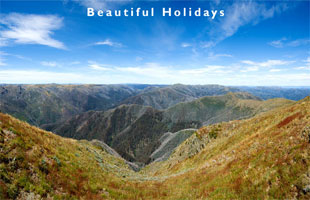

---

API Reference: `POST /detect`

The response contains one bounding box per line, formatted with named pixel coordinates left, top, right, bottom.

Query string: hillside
left=0, top=97, right=309, bottom=199
left=150, top=129, right=197, bottom=162
left=1, top=84, right=308, bottom=130
left=0, top=84, right=239, bottom=132
left=163, top=92, right=293, bottom=126
left=53, top=92, right=293, bottom=164
left=141, top=96, right=310, bottom=199
left=0, top=84, right=140, bottom=127
left=0, top=112, right=146, bottom=199
left=0, top=84, right=237, bottom=128
left=121, top=84, right=310, bottom=109
left=53, top=104, right=168, bottom=164
left=121, top=84, right=239, bottom=110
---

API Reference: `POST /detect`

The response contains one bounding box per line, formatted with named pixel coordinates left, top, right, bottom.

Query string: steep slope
left=0, top=84, right=140, bottom=127
left=53, top=92, right=293, bottom=164
left=142, top=97, right=310, bottom=199
left=53, top=104, right=168, bottom=164
left=150, top=129, right=197, bottom=162
left=0, top=112, right=146, bottom=199
left=1, top=97, right=309, bottom=199
left=163, top=92, right=293, bottom=127
left=121, top=84, right=240, bottom=110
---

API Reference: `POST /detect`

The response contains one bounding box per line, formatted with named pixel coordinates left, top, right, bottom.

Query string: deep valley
left=0, top=84, right=309, bottom=199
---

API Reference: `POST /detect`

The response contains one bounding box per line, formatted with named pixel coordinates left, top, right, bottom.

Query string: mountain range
left=1, top=84, right=309, bottom=129
left=0, top=84, right=140, bottom=127
left=1, top=83, right=310, bottom=199
left=0, top=95, right=309, bottom=199
left=0, top=84, right=305, bottom=164
left=49, top=92, right=293, bottom=164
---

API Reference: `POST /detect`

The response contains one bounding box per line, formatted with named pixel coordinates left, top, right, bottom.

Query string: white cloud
left=81, top=60, right=302, bottom=84
left=269, top=68, right=282, bottom=72
left=240, top=59, right=294, bottom=73
left=241, top=59, right=294, bottom=68
left=232, top=73, right=310, bottom=86
left=294, top=57, right=310, bottom=70
left=73, top=0, right=107, bottom=10
left=207, top=52, right=233, bottom=59
left=262, top=73, right=310, bottom=85
left=115, top=63, right=233, bottom=81
left=201, top=41, right=215, bottom=48
left=241, top=60, right=255, bottom=65
left=207, top=2, right=288, bottom=46
left=0, top=38, right=8, bottom=47
left=295, top=66, right=310, bottom=70
left=41, top=61, right=82, bottom=67
left=269, top=38, right=310, bottom=48
left=88, top=61, right=114, bottom=71
left=240, top=66, right=259, bottom=73
left=0, top=13, right=65, bottom=49
left=73, top=0, right=131, bottom=11
left=89, top=64, right=111, bottom=71
left=94, top=39, right=122, bottom=47
left=269, top=38, right=286, bottom=48
left=69, top=61, right=80, bottom=65
left=41, top=61, right=58, bottom=67
left=180, top=65, right=231, bottom=75
left=1, top=61, right=310, bottom=85
left=0, top=51, right=31, bottom=62
left=115, top=63, right=175, bottom=79
left=287, top=39, right=310, bottom=47
left=222, top=2, right=287, bottom=38
left=181, top=43, right=191, bottom=48
left=0, top=70, right=89, bottom=84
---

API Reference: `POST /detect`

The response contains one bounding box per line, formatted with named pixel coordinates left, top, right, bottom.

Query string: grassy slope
left=1, top=97, right=310, bottom=199
left=142, top=97, right=310, bottom=199
left=0, top=113, right=151, bottom=199
left=163, top=92, right=294, bottom=126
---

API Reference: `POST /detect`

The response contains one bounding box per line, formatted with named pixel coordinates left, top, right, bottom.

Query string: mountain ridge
left=121, top=84, right=240, bottom=110
left=0, top=84, right=141, bottom=127
left=52, top=92, right=294, bottom=164
left=1, top=84, right=308, bottom=130
left=0, top=96, right=309, bottom=199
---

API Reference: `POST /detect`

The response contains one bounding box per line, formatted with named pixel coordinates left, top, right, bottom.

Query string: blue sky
left=0, top=0, right=309, bottom=85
